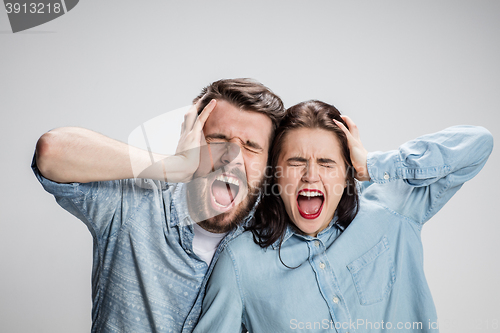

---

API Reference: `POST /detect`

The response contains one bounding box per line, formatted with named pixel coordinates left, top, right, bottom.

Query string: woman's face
left=276, top=128, right=347, bottom=237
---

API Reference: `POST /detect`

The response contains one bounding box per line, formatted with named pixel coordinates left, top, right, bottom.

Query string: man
left=33, top=78, right=285, bottom=332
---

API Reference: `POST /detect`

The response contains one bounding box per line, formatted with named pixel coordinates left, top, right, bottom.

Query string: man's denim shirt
left=33, top=159, right=248, bottom=332
left=194, top=126, right=494, bottom=333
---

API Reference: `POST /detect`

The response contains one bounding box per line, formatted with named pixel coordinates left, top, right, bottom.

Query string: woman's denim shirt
left=194, top=126, right=493, bottom=333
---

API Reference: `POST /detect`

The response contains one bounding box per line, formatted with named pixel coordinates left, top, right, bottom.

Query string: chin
left=294, top=214, right=328, bottom=237
left=198, top=199, right=253, bottom=233
left=298, top=225, right=320, bottom=237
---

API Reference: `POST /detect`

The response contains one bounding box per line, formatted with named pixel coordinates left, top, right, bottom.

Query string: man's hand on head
left=140, top=99, right=240, bottom=184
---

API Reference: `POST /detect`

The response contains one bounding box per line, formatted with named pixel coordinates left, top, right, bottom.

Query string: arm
left=336, top=119, right=493, bottom=224
left=36, top=127, right=151, bottom=183
left=364, top=125, right=493, bottom=224
left=36, top=100, right=217, bottom=183
left=194, top=248, right=246, bottom=333
left=33, top=100, right=217, bottom=242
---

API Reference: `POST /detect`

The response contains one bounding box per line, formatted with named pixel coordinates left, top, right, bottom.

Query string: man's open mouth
left=297, top=189, right=324, bottom=219
left=211, top=173, right=241, bottom=210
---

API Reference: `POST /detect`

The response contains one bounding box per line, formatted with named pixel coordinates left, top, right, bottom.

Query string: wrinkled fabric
left=194, top=126, right=493, bottom=333
left=32, top=161, right=248, bottom=333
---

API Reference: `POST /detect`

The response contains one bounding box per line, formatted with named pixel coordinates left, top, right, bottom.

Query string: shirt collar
left=271, top=213, right=342, bottom=250
left=169, top=183, right=195, bottom=228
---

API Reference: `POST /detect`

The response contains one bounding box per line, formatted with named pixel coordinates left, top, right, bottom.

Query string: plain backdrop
left=1, top=1, right=499, bottom=332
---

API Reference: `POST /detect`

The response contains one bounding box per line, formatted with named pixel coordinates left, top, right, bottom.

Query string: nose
left=221, top=142, right=242, bottom=166
left=208, top=142, right=243, bottom=172
left=302, top=162, right=320, bottom=183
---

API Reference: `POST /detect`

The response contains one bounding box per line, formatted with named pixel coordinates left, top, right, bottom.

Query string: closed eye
left=287, top=157, right=307, bottom=167
left=206, top=137, right=226, bottom=144
left=243, top=145, right=261, bottom=154
left=206, top=134, right=263, bottom=154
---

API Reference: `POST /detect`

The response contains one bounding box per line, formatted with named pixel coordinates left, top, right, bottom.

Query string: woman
left=193, top=100, right=493, bottom=333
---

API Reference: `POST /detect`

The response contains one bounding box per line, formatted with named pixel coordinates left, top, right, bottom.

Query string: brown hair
left=248, top=100, right=359, bottom=249
left=193, top=78, right=285, bottom=134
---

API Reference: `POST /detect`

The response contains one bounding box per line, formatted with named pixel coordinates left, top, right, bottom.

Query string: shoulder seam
left=368, top=199, right=423, bottom=231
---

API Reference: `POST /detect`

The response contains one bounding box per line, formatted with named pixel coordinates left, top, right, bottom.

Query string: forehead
left=280, top=128, right=342, bottom=158
left=204, top=100, right=273, bottom=149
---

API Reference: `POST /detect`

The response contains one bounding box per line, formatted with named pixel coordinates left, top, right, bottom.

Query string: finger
left=183, top=100, right=202, bottom=133
left=193, top=99, right=217, bottom=133
left=340, top=115, right=360, bottom=140
left=333, top=119, right=354, bottom=141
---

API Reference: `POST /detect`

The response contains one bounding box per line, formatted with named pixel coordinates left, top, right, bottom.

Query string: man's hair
left=247, top=100, right=360, bottom=249
left=193, top=78, right=285, bottom=133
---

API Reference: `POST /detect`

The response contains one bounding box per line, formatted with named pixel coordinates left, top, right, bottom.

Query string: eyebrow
left=287, top=157, right=308, bottom=163
left=205, top=133, right=263, bottom=151
left=286, top=157, right=337, bottom=164
left=317, top=158, right=337, bottom=164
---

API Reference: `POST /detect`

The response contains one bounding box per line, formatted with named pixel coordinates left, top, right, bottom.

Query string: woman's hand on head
left=334, top=116, right=370, bottom=182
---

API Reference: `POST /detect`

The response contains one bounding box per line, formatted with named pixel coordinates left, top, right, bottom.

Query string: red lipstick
left=296, top=189, right=324, bottom=220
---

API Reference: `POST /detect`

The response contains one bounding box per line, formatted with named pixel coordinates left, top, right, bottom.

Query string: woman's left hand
left=334, top=116, right=370, bottom=181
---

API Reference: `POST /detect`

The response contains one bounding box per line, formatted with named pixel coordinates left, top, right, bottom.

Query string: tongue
left=212, top=180, right=235, bottom=207
left=297, top=196, right=323, bottom=214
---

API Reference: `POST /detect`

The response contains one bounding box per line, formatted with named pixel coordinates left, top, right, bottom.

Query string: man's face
left=186, top=100, right=273, bottom=233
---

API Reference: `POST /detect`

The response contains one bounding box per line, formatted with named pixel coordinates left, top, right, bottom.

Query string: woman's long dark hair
left=247, top=100, right=359, bottom=249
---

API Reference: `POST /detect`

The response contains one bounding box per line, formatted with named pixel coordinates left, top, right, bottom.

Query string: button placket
left=308, top=240, right=355, bottom=333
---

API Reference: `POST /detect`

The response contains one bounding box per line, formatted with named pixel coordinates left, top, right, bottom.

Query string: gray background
left=1, top=1, right=499, bottom=332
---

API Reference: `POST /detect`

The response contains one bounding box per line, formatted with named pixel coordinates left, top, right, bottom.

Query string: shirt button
left=319, top=262, right=325, bottom=269
left=314, top=240, right=320, bottom=247
left=333, top=297, right=339, bottom=304
left=383, top=172, right=390, bottom=180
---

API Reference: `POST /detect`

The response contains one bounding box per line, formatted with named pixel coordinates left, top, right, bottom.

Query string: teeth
left=299, top=191, right=323, bottom=197
left=216, top=175, right=240, bottom=186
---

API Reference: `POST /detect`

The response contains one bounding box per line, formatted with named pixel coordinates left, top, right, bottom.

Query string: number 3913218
left=5, top=2, right=62, bottom=14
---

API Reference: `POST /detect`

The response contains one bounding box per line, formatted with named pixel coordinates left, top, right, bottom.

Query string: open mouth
left=211, top=173, right=241, bottom=210
left=297, top=189, right=324, bottom=219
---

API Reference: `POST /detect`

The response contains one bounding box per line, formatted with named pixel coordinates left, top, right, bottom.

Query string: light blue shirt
left=32, top=163, right=248, bottom=333
left=194, top=126, right=493, bottom=333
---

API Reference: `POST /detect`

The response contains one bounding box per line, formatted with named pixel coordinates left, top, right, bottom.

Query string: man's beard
left=186, top=167, right=262, bottom=233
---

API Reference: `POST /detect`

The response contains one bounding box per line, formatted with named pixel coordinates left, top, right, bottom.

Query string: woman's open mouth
left=296, top=189, right=324, bottom=219
left=210, top=173, right=241, bottom=212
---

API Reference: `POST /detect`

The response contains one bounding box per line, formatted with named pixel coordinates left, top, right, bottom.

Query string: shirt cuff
left=366, top=150, right=401, bottom=184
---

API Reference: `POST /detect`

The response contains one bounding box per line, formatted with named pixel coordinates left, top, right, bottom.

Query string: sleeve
left=194, top=247, right=246, bottom=333
left=362, top=125, right=493, bottom=225
left=31, top=154, right=142, bottom=243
